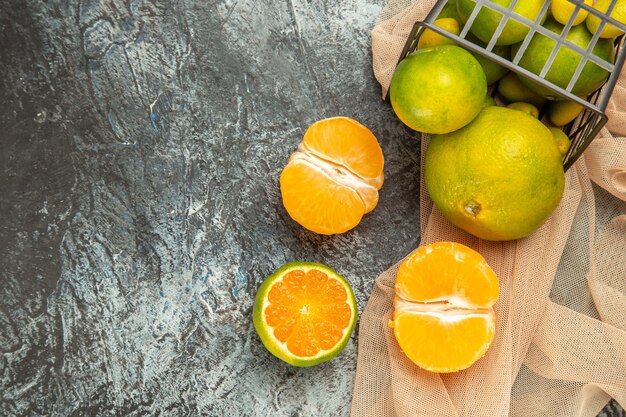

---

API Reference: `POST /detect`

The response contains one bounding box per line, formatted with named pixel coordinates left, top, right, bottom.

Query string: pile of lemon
left=253, top=0, right=626, bottom=372
left=390, top=0, right=624, bottom=241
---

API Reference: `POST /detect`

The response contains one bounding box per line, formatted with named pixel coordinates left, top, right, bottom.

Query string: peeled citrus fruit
left=551, top=0, right=592, bottom=26
left=586, top=0, right=626, bottom=38
left=513, top=19, right=615, bottom=99
left=391, top=242, right=499, bottom=373
left=424, top=106, right=565, bottom=241
left=280, top=117, right=384, bottom=235
left=389, top=45, right=487, bottom=134
left=457, top=0, right=546, bottom=45
left=253, top=262, right=357, bottom=367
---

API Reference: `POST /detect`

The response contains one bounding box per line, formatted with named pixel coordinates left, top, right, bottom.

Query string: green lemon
left=548, top=127, right=572, bottom=157
left=547, top=99, right=584, bottom=126
left=424, top=106, right=565, bottom=241
left=497, top=72, right=547, bottom=107
left=457, top=0, right=546, bottom=45
left=551, top=0, right=592, bottom=26
left=586, top=0, right=626, bottom=38
left=439, top=0, right=461, bottom=20
left=513, top=19, right=615, bottom=99
left=465, top=33, right=511, bottom=85
left=390, top=45, right=487, bottom=134
left=507, top=102, right=539, bottom=118
left=418, top=18, right=461, bottom=49
left=482, top=95, right=497, bottom=108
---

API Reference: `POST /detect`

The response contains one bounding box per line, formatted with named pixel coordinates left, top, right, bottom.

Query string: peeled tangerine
left=280, top=117, right=384, bottom=235
left=391, top=242, right=500, bottom=373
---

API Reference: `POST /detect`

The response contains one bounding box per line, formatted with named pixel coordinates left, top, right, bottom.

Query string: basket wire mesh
left=395, top=0, right=626, bottom=171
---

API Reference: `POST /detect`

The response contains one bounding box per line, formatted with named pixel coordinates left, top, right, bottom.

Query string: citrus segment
left=392, top=242, right=499, bottom=373
left=393, top=309, right=495, bottom=373
left=396, top=242, right=499, bottom=308
left=301, top=117, right=384, bottom=187
left=280, top=160, right=366, bottom=235
left=280, top=117, right=384, bottom=235
left=253, top=262, right=357, bottom=367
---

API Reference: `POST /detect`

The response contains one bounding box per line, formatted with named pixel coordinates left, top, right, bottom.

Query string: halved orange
left=280, top=117, right=384, bottom=235
left=391, top=242, right=500, bottom=373
left=252, top=262, right=357, bottom=367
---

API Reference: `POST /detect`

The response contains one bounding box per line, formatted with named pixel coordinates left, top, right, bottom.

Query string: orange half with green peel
left=253, top=262, right=358, bottom=367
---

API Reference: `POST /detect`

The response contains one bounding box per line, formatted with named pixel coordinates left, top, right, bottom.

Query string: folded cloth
left=352, top=2, right=626, bottom=416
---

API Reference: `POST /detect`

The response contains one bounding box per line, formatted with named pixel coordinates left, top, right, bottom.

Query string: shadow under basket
left=394, top=0, right=626, bottom=171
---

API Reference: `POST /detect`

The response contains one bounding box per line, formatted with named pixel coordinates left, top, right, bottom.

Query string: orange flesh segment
left=288, top=151, right=380, bottom=213
left=264, top=269, right=353, bottom=357
left=393, top=242, right=500, bottom=372
left=396, top=242, right=499, bottom=308
left=302, top=117, right=384, bottom=188
left=280, top=160, right=365, bottom=235
left=393, top=309, right=495, bottom=373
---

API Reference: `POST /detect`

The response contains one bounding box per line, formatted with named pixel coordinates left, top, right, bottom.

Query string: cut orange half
left=252, top=262, right=357, bottom=367
left=280, top=117, right=384, bottom=235
left=391, top=242, right=500, bottom=373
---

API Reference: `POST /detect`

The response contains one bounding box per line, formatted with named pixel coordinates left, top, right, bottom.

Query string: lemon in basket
left=497, top=72, right=547, bottom=107
left=551, top=0, right=592, bottom=26
left=457, top=0, right=545, bottom=45
left=389, top=45, right=487, bottom=134
left=438, top=0, right=461, bottom=21
left=548, top=127, right=572, bottom=157
left=418, top=18, right=460, bottom=49
left=507, top=102, right=539, bottom=118
left=464, top=33, right=511, bottom=85
left=513, top=19, right=615, bottom=99
left=586, top=0, right=626, bottom=38
left=424, top=106, right=565, bottom=241
left=547, top=99, right=584, bottom=127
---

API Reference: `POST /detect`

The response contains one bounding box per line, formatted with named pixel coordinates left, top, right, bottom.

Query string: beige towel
left=352, top=2, right=626, bottom=416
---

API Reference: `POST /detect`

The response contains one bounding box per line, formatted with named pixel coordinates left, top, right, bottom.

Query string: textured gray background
left=0, top=0, right=623, bottom=416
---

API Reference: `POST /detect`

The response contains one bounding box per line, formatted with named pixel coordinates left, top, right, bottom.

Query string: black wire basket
left=395, top=0, right=626, bottom=171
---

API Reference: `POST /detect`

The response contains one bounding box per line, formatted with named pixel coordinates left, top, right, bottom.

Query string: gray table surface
left=1, top=0, right=623, bottom=416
